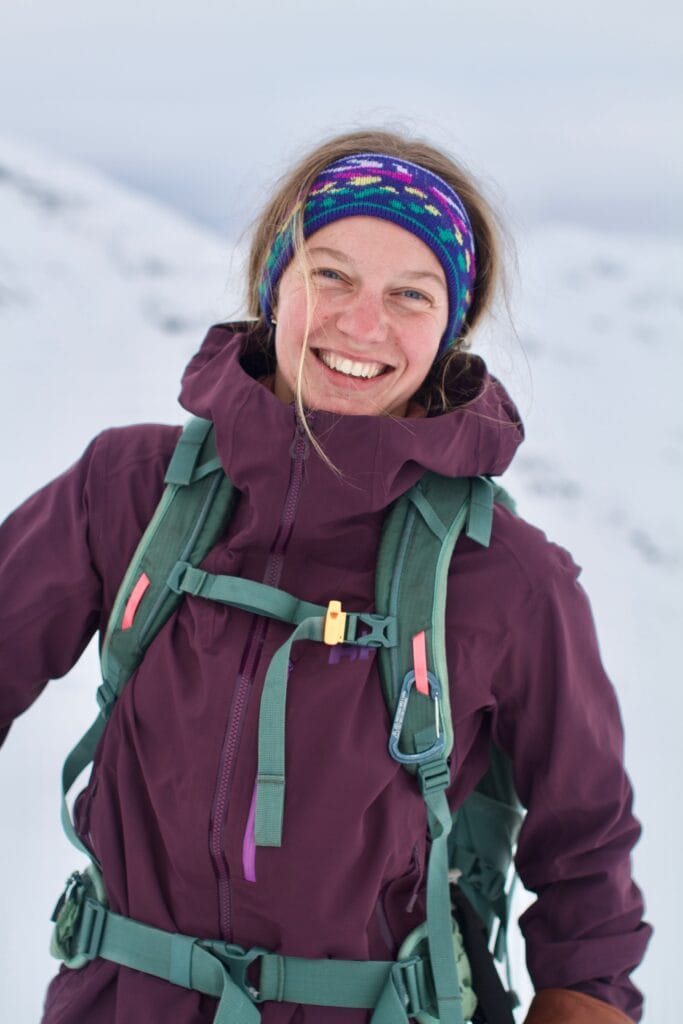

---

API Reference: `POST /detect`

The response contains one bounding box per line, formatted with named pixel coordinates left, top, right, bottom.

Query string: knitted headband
left=259, top=152, right=477, bottom=356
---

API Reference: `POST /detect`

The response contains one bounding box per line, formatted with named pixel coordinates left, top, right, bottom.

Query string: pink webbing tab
left=121, top=573, right=151, bottom=630
left=412, top=631, right=429, bottom=695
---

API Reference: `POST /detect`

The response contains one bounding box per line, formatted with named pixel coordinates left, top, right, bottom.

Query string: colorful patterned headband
left=259, top=152, right=477, bottom=356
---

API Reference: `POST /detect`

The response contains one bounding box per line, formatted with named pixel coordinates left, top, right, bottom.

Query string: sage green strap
left=171, top=565, right=398, bottom=848
left=63, top=897, right=426, bottom=1020
left=370, top=969, right=414, bottom=1024
left=70, top=898, right=260, bottom=1023
left=164, top=417, right=213, bottom=486
left=465, top=477, right=494, bottom=547
left=60, top=716, right=107, bottom=861
left=419, top=758, right=466, bottom=1024
left=171, top=563, right=396, bottom=651
left=255, top=617, right=323, bottom=846
left=172, top=564, right=326, bottom=624
left=408, top=485, right=448, bottom=542
left=254, top=946, right=425, bottom=1012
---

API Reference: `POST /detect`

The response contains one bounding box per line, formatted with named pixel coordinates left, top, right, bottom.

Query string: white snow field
left=0, top=138, right=680, bottom=1022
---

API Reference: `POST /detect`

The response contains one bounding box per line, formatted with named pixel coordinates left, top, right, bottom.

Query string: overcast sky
left=1, top=0, right=681, bottom=238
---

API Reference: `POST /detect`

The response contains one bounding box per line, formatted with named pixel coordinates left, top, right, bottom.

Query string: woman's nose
left=335, top=290, right=388, bottom=343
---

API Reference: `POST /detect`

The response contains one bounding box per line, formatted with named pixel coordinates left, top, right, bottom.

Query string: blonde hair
left=244, top=128, right=506, bottom=440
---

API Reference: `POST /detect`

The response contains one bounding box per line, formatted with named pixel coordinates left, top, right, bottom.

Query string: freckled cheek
left=279, top=291, right=329, bottom=338
left=306, top=294, right=337, bottom=332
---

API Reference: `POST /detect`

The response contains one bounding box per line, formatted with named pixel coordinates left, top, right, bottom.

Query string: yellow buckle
left=323, top=600, right=347, bottom=645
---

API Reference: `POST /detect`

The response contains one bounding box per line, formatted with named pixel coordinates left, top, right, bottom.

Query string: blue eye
left=401, top=289, right=428, bottom=302
left=314, top=268, right=342, bottom=281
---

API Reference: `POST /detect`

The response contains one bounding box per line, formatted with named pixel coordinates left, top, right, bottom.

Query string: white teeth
left=318, top=350, right=386, bottom=379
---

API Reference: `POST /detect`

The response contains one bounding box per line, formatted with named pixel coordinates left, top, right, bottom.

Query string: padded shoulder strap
left=60, top=415, right=237, bottom=864
left=100, top=418, right=237, bottom=702
left=375, top=473, right=494, bottom=774
left=62, top=418, right=237, bottom=862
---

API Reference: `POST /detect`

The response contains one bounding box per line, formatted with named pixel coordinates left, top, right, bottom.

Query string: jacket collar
left=179, top=324, right=524, bottom=513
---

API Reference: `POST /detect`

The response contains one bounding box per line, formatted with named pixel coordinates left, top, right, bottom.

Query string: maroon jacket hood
left=179, top=323, right=524, bottom=511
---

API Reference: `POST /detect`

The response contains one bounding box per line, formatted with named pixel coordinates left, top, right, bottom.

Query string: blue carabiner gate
left=388, top=670, right=445, bottom=764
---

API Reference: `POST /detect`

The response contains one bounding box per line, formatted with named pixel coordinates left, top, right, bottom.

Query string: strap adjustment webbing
left=418, top=757, right=452, bottom=796
left=418, top=756, right=467, bottom=1024
left=465, top=477, right=494, bottom=547
left=163, top=416, right=213, bottom=486
left=53, top=893, right=433, bottom=1023
left=167, top=562, right=396, bottom=648
left=165, top=560, right=398, bottom=850
left=95, top=679, right=118, bottom=718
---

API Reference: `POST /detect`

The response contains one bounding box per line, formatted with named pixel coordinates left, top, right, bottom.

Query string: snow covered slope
left=0, top=136, right=240, bottom=507
left=478, top=224, right=682, bottom=1022
left=0, top=138, right=679, bottom=1021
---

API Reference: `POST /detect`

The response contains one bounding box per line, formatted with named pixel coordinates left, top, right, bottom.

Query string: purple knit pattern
left=259, top=152, right=477, bottom=355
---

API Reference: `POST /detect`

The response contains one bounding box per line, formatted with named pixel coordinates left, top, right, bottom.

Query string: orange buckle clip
left=324, top=600, right=347, bottom=645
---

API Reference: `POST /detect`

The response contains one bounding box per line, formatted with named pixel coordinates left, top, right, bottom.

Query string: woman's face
left=272, top=217, right=449, bottom=417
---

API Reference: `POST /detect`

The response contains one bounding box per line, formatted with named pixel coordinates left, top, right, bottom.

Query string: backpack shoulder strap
left=60, top=417, right=238, bottom=862
left=375, top=472, right=495, bottom=770
left=375, top=472, right=498, bottom=1024
left=100, top=416, right=237, bottom=702
left=376, top=472, right=523, bottom=1020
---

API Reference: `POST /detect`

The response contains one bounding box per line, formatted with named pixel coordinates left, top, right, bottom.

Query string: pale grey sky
left=2, top=0, right=681, bottom=236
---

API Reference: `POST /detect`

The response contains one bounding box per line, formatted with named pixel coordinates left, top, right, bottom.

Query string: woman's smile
left=315, top=348, right=388, bottom=380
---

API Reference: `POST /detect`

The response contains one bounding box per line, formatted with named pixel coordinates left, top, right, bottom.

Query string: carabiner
left=388, top=669, right=445, bottom=764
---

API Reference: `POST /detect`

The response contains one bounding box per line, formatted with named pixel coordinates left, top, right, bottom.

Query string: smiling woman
left=248, top=136, right=499, bottom=421
left=0, top=127, right=651, bottom=1024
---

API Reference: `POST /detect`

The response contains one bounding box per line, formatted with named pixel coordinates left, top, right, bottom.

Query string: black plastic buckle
left=346, top=613, right=397, bottom=648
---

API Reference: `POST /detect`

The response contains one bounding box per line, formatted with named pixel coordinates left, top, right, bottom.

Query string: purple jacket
left=0, top=326, right=650, bottom=1022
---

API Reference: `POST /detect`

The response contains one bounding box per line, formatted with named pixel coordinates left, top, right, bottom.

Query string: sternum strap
left=169, top=563, right=327, bottom=623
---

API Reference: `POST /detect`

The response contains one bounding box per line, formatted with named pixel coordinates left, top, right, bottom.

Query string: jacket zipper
left=208, top=416, right=310, bottom=938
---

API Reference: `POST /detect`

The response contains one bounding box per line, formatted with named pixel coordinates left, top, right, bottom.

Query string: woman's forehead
left=304, top=217, right=447, bottom=281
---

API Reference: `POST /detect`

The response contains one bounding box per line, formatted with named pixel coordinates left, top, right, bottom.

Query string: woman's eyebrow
left=307, top=247, right=446, bottom=288
left=307, top=245, right=353, bottom=263
left=403, top=271, right=447, bottom=288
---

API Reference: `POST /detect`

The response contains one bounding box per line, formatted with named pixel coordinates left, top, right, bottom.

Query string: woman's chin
left=302, top=363, right=408, bottom=418
left=304, top=392, right=407, bottom=418
left=274, top=361, right=409, bottom=418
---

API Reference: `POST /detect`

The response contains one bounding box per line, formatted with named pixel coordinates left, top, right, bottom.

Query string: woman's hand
left=525, top=989, right=634, bottom=1023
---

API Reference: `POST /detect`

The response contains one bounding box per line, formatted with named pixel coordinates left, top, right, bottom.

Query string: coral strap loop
left=412, top=630, right=429, bottom=696
left=121, top=574, right=150, bottom=631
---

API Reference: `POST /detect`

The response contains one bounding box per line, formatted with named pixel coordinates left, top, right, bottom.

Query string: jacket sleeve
left=490, top=537, right=651, bottom=1022
left=0, top=437, right=105, bottom=746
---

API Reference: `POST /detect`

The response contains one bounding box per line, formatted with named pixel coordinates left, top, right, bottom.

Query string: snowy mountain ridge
left=0, top=136, right=680, bottom=1022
